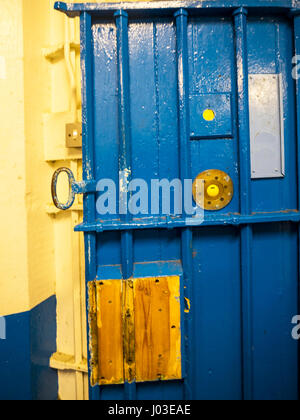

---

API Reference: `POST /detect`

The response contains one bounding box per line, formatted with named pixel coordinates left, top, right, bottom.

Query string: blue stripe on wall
left=0, top=295, right=58, bottom=400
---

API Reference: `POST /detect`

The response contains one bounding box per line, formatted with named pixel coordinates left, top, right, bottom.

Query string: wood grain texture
left=88, top=276, right=182, bottom=386
left=134, top=276, right=182, bottom=383
left=87, top=281, right=98, bottom=387
left=123, top=279, right=136, bottom=383
left=96, top=280, right=124, bottom=385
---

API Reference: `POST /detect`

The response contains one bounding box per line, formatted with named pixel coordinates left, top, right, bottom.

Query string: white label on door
left=249, top=74, right=285, bottom=179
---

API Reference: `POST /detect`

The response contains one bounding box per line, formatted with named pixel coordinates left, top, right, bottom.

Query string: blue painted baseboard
left=0, top=296, right=58, bottom=400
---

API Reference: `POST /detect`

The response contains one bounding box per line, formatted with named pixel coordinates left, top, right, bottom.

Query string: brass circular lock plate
left=192, top=169, right=234, bottom=211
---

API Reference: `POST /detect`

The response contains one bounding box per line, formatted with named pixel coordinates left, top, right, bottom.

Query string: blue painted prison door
left=79, top=10, right=299, bottom=400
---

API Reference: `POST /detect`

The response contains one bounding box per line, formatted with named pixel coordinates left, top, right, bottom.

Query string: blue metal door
left=54, top=1, right=300, bottom=400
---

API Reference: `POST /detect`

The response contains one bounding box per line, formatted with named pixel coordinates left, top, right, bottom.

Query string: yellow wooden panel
left=88, top=276, right=182, bottom=386
left=96, top=280, right=124, bottom=385
left=123, top=279, right=136, bottom=383
left=88, top=280, right=124, bottom=386
left=134, top=276, right=182, bottom=383
left=87, top=282, right=98, bottom=387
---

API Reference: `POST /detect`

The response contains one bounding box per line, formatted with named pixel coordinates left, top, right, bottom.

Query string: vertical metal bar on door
left=233, top=7, right=253, bottom=401
left=175, top=8, right=194, bottom=400
left=292, top=11, right=300, bottom=400
left=80, top=11, right=98, bottom=401
left=114, top=9, right=136, bottom=400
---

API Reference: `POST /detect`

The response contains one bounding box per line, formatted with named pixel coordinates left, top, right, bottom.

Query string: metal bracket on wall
left=66, top=122, right=82, bottom=148
left=50, top=352, right=88, bottom=374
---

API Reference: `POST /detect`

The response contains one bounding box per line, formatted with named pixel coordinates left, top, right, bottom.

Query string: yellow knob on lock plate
left=192, top=169, right=234, bottom=211
left=207, top=184, right=220, bottom=198
left=203, top=109, right=215, bottom=122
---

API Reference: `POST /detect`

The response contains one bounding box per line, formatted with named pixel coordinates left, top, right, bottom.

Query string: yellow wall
left=0, top=0, right=87, bottom=399
left=23, top=0, right=57, bottom=313
left=0, top=0, right=59, bottom=317
left=0, top=0, right=151, bottom=400
left=0, top=0, right=30, bottom=316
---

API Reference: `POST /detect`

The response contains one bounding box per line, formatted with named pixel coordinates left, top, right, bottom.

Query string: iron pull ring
left=51, top=167, right=76, bottom=210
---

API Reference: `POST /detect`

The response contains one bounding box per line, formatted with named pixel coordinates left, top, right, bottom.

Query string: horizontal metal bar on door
left=55, top=1, right=299, bottom=17
left=74, top=210, right=300, bottom=232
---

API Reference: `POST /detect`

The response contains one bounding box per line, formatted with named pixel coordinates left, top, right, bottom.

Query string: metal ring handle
left=51, top=167, right=76, bottom=210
